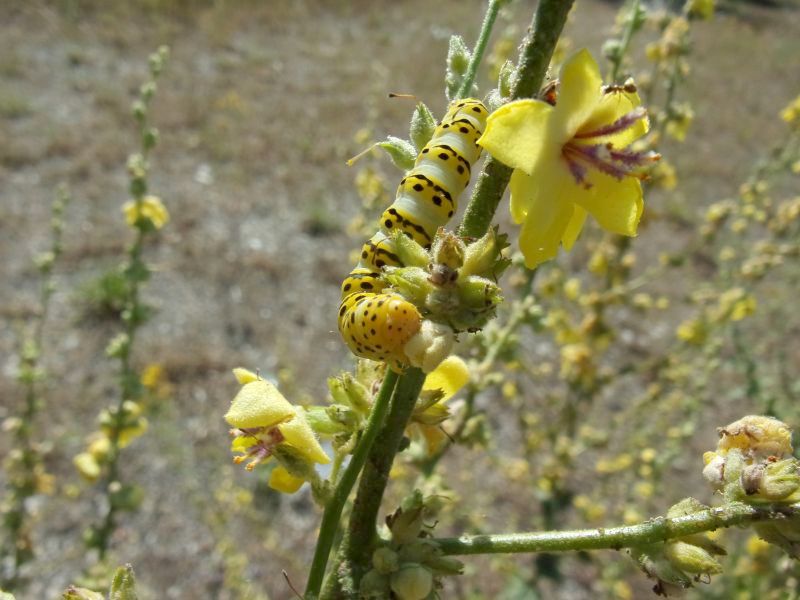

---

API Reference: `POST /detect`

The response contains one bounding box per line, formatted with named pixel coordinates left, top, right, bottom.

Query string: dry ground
left=1, top=1, right=799, bottom=598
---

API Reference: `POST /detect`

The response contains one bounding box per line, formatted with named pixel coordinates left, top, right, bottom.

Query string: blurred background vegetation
left=1, top=0, right=798, bottom=598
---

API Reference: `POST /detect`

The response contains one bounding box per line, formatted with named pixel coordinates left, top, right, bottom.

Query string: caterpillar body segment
left=338, top=99, right=488, bottom=368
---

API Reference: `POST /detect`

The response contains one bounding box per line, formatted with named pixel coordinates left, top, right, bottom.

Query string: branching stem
left=434, top=502, right=800, bottom=556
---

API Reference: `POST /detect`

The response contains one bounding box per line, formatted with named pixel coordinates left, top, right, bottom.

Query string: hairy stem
left=455, top=0, right=505, bottom=100
left=304, top=370, right=399, bottom=598
left=322, top=368, right=427, bottom=598
left=434, top=502, right=800, bottom=555
left=459, top=0, right=575, bottom=239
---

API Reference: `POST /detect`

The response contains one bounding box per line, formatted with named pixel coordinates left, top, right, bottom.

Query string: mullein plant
left=1, top=187, right=70, bottom=591
left=71, top=47, right=170, bottom=574
left=220, top=1, right=800, bottom=597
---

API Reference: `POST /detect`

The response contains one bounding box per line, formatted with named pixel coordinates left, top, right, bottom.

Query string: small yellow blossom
left=478, top=49, right=656, bottom=268
left=141, top=363, right=165, bottom=390
left=686, top=0, right=715, bottom=20
left=665, top=103, right=694, bottom=142
left=410, top=356, right=470, bottom=455
left=268, top=465, right=305, bottom=494
left=74, top=452, right=101, bottom=482
left=225, top=369, right=330, bottom=492
left=780, top=94, right=800, bottom=127
left=122, top=195, right=169, bottom=230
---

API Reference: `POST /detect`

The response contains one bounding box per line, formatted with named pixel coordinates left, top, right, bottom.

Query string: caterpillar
left=338, top=99, right=488, bottom=370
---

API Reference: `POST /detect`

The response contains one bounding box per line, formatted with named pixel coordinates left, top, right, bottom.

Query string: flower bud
left=328, top=372, right=371, bottom=414
left=404, top=321, right=455, bottom=374
left=359, top=569, right=391, bottom=599
left=372, top=546, right=400, bottom=574
left=754, top=519, right=800, bottom=559
left=460, top=227, right=509, bottom=279
left=498, top=60, right=515, bottom=99
left=750, top=458, right=800, bottom=502
left=409, top=102, right=436, bottom=152
left=108, top=564, right=138, bottom=599
left=62, top=587, right=104, bottom=600
left=378, top=136, right=417, bottom=171
left=663, top=541, right=723, bottom=576
left=390, top=564, right=433, bottom=600
left=392, top=230, right=431, bottom=269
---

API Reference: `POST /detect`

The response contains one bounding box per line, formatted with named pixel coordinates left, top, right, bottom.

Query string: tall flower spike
left=478, top=49, right=658, bottom=269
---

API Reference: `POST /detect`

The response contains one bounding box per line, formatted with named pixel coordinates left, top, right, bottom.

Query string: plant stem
left=433, top=502, right=800, bottom=556
left=322, top=368, right=427, bottom=599
left=317, top=1, right=575, bottom=594
left=459, top=0, right=575, bottom=239
left=609, top=0, right=641, bottom=83
left=304, top=370, right=399, bottom=598
left=455, top=0, right=505, bottom=100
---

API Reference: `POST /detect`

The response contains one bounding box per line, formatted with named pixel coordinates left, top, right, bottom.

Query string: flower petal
left=557, top=49, right=604, bottom=138
left=517, top=183, right=576, bottom=269
left=478, top=99, right=554, bottom=174
left=571, top=172, right=643, bottom=237
left=562, top=205, right=588, bottom=250
left=579, top=90, right=649, bottom=148
left=423, top=355, right=469, bottom=401
left=268, top=465, right=305, bottom=494
left=278, top=407, right=331, bottom=464
left=224, top=380, right=295, bottom=429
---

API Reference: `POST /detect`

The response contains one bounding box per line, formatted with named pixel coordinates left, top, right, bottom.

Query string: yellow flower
left=780, top=94, right=800, bottom=126
left=409, top=356, right=470, bottom=455
left=478, top=49, right=656, bottom=268
left=225, top=369, right=330, bottom=491
left=122, top=195, right=169, bottom=230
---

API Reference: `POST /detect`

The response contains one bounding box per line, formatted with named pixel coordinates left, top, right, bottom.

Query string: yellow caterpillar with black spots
left=338, top=98, right=488, bottom=370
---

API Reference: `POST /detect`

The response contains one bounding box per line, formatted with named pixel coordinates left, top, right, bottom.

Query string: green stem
left=434, top=502, right=800, bottom=556
left=455, top=0, right=505, bottom=100
left=609, top=0, right=641, bottom=83
left=322, top=368, right=427, bottom=599
left=304, top=370, right=399, bottom=598
left=459, top=0, right=575, bottom=239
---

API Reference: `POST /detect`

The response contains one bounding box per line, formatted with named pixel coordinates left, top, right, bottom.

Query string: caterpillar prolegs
left=338, top=99, right=488, bottom=370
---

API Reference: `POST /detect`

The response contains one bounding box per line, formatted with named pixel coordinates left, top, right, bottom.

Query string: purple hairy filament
left=565, top=107, right=659, bottom=189
left=230, top=426, right=285, bottom=471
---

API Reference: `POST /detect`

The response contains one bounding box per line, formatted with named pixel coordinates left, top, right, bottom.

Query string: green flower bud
left=62, top=587, right=104, bottom=600
left=748, top=458, right=800, bottom=502
left=390, top=564, right=433, bottom=600
left=372, top=546, right=400, bottom=574
left=105, top=333, right=131, bottom=359
left=498, top=60, right=515, bottom=99
left=378, top=136, right=417, bottom=171
left=393, top=230, right=430, bottom=269
left=664, top=541, right=723, bottom=576
left=410, top=102, right=436, bottom=152
left=359, top=568, right=391, bottom=598
left=445, top=35, right=472, bottom=98
left=602, top=39, right=623, bottom=62
left=383, top=266, right=431, bottom=307
left=109, top=482, right=144, bottom=512
left=388, top=490, right=426, bottom=544
left=461, top=228, right=510, bottom=279
left=328, top=373, right=371, bottom=414
left=431, top=231, right=465, bottom=271
left=754, top=519, right=800, bottom=559
left=457, top=276, right=503, bottom=315
left=108, top=564, right=138, bottom=600
left=303, top=405, right=350, bottom=435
